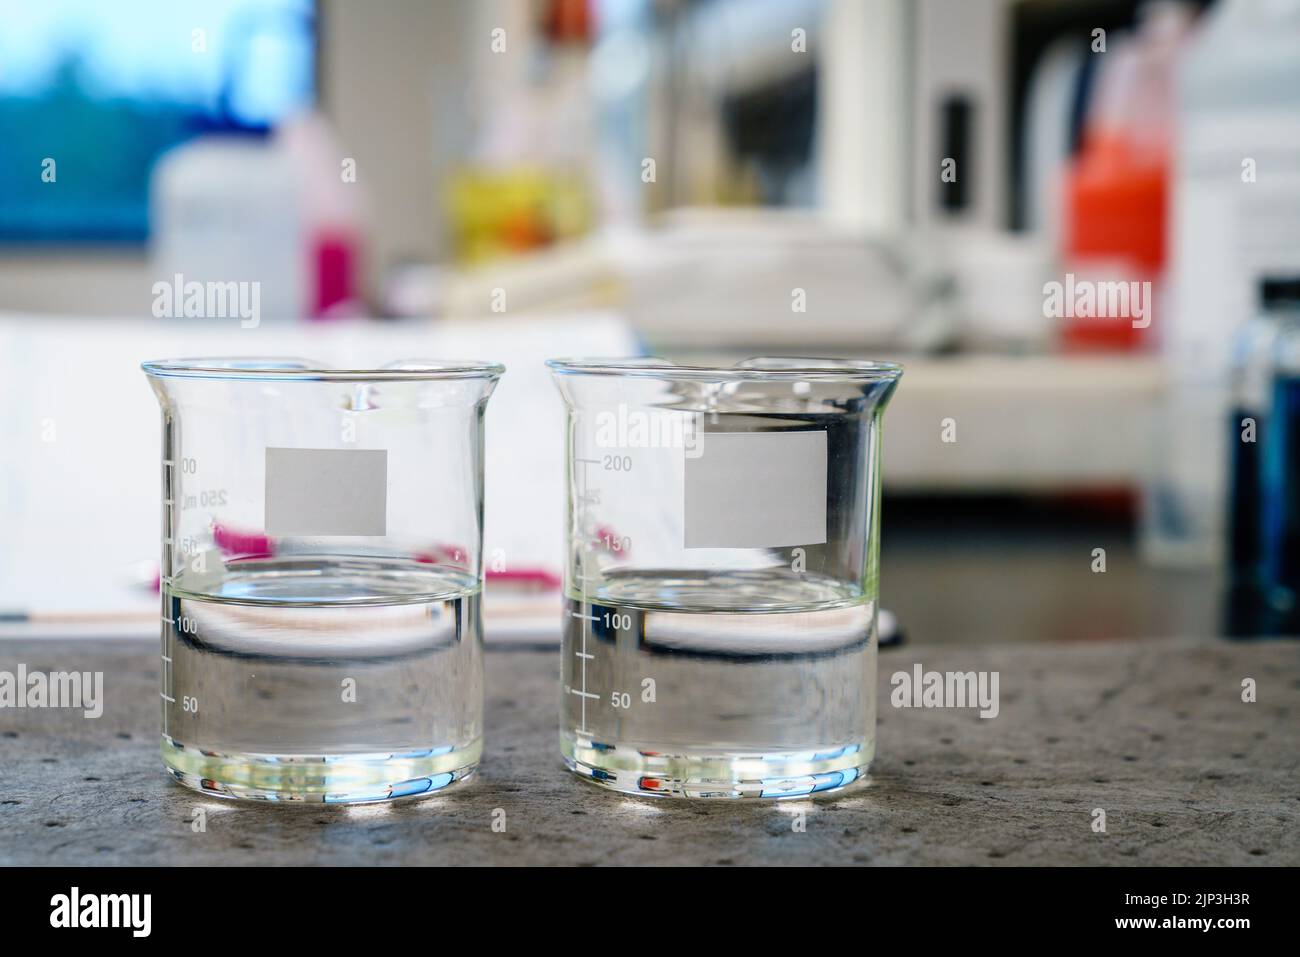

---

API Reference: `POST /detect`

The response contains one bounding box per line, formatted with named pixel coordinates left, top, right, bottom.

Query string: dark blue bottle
left=1254, top=278, right=1300, bottom=636
left=1264, top=375, right=1300, bottom=633
left=1227, top=277, right=1300, bottom=637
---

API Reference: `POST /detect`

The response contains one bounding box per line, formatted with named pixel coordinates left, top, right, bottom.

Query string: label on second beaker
left=264, top=447, right=388, bottom=536
left=683, top=431, right=826, bottom=548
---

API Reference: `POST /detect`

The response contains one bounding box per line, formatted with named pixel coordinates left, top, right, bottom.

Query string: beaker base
left=161, top=735, right=480, bottom=804
left=561, top=734, right=871, bottom=799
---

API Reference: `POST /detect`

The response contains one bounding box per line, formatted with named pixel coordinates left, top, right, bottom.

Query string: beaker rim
left=141, top=357, right=506, bottom=382
left=546, top=356, right=904, bottom=381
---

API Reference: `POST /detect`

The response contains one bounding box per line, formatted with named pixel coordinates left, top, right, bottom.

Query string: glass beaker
left=142, top=358, right=502, bottom=803
left=547, top=357, right=902, bottom=799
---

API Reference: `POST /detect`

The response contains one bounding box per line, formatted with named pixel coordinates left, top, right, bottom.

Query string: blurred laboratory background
left=2, top=0, right=1299, bottom=643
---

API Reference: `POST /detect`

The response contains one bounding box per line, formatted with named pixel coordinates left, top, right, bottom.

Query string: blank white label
left=264, top=448, right=387, bottom=537
left=684, top=431, right=826, bottom=548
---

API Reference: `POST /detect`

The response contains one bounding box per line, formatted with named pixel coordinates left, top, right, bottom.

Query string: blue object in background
left=1263, top=375, right=1300, bottom=628
left=0, top=0, right=315, bottom=243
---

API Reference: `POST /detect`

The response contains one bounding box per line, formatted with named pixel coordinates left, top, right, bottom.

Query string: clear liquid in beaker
left=160, top=559, right=482, bottom=803
left=561, top=570, right=875, bottom=799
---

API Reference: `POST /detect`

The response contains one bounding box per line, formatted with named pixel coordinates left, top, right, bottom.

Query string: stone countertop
left=0, top=637, right=1295, bottom=866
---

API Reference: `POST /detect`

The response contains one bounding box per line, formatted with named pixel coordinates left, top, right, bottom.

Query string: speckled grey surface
left=0, top=637, right=1295, bottom=865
